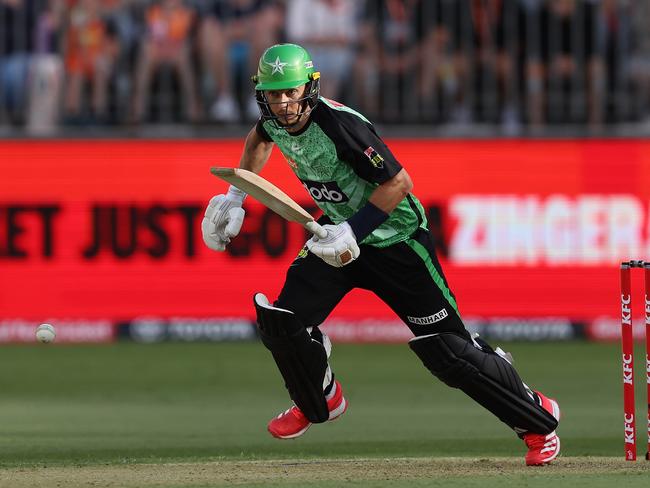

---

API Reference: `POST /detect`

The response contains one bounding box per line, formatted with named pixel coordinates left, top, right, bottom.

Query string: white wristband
left=227, top=185, right=247, bottom=204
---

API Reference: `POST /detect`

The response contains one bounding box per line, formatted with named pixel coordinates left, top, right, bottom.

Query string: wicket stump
left=619, top=260, right=650, bottom=461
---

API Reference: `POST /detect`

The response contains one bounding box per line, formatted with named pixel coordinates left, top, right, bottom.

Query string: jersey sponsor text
left=301, top=179, right=349, bottom=203
left=407, top=308, right=448, bottom=325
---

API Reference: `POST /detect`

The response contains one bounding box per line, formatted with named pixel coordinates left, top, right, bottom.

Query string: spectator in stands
left=62, top=0, right=119, bottom=123
left=599, top=0, right=633, bottom=124
left=131, top=0, right=200, bottom=123
left=542, top=0, right=604, bottom=127
left=0, top=0, right=39, bottom=125
left=520, top=0, right=546, bottom=129
left=628, top=0, right=650, bottom=122
left=101, top=0, right=140, bottom=122
left=285, top=0, right=360, bottom=101
left=202, top=0, right=283, bottom=123
left=356, top=0, right=441, bottom=122
left=450, top=0, right=526, bottom=133
left=416, top=0, right=467, bottom=125
left=27, top=0, right=65, bottom=133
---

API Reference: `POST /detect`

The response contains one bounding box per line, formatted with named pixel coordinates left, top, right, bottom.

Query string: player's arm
left=367, top=168, right=413, bottom=214
left=336, top=116, right=410, bottom=243
left=239, top=125, right=274, bottom=174
left=344, top=168, right=413, bottom=243
left=202, top=124, right=273, bottom=252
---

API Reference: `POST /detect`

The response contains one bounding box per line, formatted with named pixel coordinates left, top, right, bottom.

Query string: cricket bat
left=210, top=167, right=328, bottom=239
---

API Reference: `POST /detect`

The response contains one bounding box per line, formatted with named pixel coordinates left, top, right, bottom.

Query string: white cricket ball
left=35, top=323, right=56, bottom=343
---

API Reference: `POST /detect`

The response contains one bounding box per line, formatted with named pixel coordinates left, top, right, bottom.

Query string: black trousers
left=275, top=226, right=471, bottom=340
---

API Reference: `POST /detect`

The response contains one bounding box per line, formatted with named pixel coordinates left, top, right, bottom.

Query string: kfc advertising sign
left=1, top=140, right=649, bottom=323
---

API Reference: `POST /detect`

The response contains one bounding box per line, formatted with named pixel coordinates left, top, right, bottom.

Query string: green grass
left=0, top=341, right=647, bottom=486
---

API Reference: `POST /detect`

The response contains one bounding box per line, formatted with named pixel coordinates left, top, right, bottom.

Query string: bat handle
left=305, top=221, right=328, bottom=239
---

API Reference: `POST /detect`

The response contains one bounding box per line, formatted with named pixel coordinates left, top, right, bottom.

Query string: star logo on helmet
left=266, top=56, right=288, bottom=75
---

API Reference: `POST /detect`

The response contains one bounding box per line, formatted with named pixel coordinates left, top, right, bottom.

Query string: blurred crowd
left=1, top=0, right=648, bottom=134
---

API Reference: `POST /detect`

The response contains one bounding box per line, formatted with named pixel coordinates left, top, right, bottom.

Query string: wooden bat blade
left=210, top=167, right=327, bottom=238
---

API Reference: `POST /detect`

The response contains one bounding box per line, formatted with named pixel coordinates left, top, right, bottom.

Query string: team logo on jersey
left=300, top=179, right=349, bottom=203
left=364, top=146, right=384, bottom=168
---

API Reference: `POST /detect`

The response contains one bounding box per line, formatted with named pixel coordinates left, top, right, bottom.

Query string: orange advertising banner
left=1, top=140, right=649, bottom=323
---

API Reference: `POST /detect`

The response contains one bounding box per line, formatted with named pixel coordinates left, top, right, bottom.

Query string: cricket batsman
left=201, top=43, right=561, bottom=466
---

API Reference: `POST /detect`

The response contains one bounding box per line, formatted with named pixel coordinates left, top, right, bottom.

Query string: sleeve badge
left=363, top=146, right=385, bottom=168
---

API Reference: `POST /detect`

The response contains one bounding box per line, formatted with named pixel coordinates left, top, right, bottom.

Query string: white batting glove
left=201, top=186, right=246, bottom=251
left=306, top=222, right=360, bottom=267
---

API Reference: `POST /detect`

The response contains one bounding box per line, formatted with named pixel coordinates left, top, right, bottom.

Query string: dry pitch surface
left=2, top=457, right=650, bottom=488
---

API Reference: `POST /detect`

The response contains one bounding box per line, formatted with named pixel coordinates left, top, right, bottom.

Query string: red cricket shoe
left=267, top=380, right=348, bottom=439
left=523, top=391, right=561, bottom=466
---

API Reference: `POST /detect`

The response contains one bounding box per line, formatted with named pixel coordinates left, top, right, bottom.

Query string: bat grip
left=305, top=221, right=328, bottom=239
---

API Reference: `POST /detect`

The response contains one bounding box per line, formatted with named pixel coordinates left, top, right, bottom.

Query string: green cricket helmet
left=252, top=43, right=321, bottom=128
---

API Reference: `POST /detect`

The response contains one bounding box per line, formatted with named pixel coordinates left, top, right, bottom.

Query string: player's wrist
left=346, top=202, right=389, bottom=242
left=227, top=185, right=247, bottom=204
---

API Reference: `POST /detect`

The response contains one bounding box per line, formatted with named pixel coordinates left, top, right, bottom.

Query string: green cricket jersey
left=256, top=97, right=428, bottom=247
